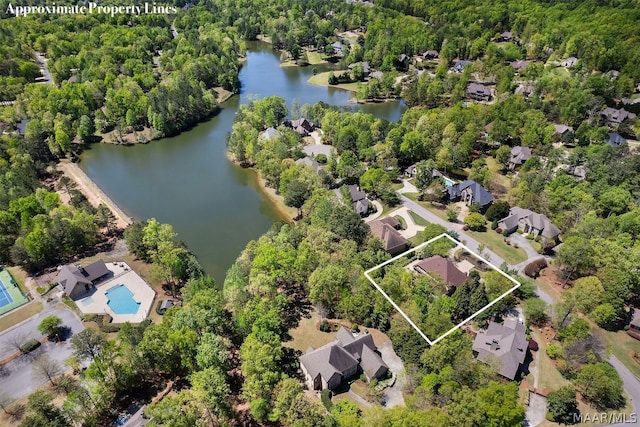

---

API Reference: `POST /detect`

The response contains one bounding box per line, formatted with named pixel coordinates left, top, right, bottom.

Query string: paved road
left=378, top=340, right=406, bottom=408
left=0, top=308, right=84, bottom=403
left=34, top=52, right=53, bottom=84
left=400, top=195, right=508, bottom=268
left=608, top=355, right=640, bottom=427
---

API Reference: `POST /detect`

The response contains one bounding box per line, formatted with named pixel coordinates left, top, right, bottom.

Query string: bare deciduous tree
left=32, top=354, right=62, bottom=386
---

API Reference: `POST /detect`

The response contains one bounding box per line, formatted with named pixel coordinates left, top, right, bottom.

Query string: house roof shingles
left=369, top=221, right=407, bottom=253
left=508, top=146, right=532, bottom=167
left=499, top=207, right=560, bottom=240
left=57, top=260, right=110, bottom=295
left=414, top=255, right=468, bottom=288
left=447, top=180, right=494, bottom=207
left=472, top=318, right=528, bottom=380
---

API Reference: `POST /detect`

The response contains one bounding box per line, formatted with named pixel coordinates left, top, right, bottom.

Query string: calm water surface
left=80, top=41, right=405, bottom=283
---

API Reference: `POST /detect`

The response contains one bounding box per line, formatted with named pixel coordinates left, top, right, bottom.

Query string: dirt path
left=57, top=161, right=132, bottom=229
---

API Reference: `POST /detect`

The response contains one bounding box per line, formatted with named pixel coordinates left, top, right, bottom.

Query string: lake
left=80, top=41, right=406, bottom=284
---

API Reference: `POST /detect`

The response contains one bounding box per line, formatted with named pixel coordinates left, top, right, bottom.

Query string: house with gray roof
left=553, top=124, right=574, bottom=135
left=509, top=60, right=529, bottom=72
left=423, top=50, right=439, bottom=60
left=508, top=146, right=532, bottom=170
left=295, top=157, right=322, bottom=173
left=561, top=57, right=578, bottom=68
left=498, top=207, right=560, bottom=241
left=349, top=61, right=371, bottom=77
left=607, top=132, right=626, bottom=146
left=497, top=31, right=513, bottom=42
left=452, top=60, right=473, bottom=73
left=56, top=260, right=111, bottom=299
left=466, top=82, right=492, bottom=101
left=334, top=184, right=369, bottom=216
left=472, top=318, right=528, bottom=380
left=601, top=107, right=637, bottom=125
left=260, top=127, right=281, bottom=140
left=299, top=327, right=388, bottom=390
left=515, top=84, right=534, bottom=98
left=16, top=119, right=30, bottom=136
left=447, top=180, right=494, bottom=211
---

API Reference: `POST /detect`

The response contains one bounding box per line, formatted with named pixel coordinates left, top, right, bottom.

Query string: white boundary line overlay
left=364, top=233, right=521, bottom=346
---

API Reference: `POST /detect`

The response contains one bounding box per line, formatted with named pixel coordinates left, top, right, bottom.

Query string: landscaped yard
left=286, top=312, right=337, bottom=353
left=593, top=326, right=640, bottom=379
left=409, top=210, right=431, bottom=227
left=0, top=301, right=43, bottom=333
left=484, top=156, right=512, bottom=196
left=402, top=192, right=449, bottom=221
left=6, top=266, right=28, bottom=294
left=466, top=229, right=528, bottom=265
left=308, top=71, right=364, bottom=92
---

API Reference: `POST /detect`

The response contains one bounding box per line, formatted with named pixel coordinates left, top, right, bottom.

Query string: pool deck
left=76, top=262, right=155, bottom=323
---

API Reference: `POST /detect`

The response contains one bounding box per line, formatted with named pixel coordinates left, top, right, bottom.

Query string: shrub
left=315, top=154, right=327, bottom=164
left=320, top=319, right=331, bottom=332
left=546, top=343, right=561, bottom=359
left=20, top=338, right=41, bottom=354
left=495, top=228, right=503, bottom=234
left=524, top=259, right=547, bottom=278
left=320, top=389, right=333, bottom=410
left=100, top=324, right=122, bottom=333
left=491, top=220, right=498, bottom=230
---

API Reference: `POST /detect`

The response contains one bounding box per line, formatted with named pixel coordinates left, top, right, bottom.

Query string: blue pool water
left=105, top=284, right=140, bottom=315
left=443, top=177, right=456, bottom=187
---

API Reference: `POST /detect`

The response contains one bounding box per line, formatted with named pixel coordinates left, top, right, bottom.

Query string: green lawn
left=408, top=210, right=431, bottom=227
left=308, top=71, right=363, bottom=92
left=595, top=326, right=640, bottom=379
left=466, top=229, right=527, bottom=265
left=484, top=157, right=512, bottom=196
left=394, top=215, right=407, bottom=230
left=402, top=192, right=449, bottom=221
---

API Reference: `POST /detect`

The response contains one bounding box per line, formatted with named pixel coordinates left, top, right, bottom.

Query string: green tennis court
left=0, top=269, right=29, bottom=316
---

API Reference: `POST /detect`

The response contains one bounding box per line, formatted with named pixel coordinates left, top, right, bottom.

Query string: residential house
left=514, top=84, right=534, bottom=98
left=452, top=60, right=473, bottom=73
left=260, top=127, right=281, bottom=140
left=553, top=124, right=574, bottom=135
left=348, top=61, right=371, bottom=78
left=56, top=260, right=111, bottom=299
left=447, top=180, right=494, bottom=211
left=627, top=310, right=640, bottom=341
left=299, top=327, right=388, bottom=390
left=330, top=41, right=344, bottom=56
left=621, top=97, right=640, bottom=106
left=601, top=107, right=637, bottom=125
left=472, top=318, right=528, bottom=380
left=369, top=71, right=384, bottom=79
left=498, top=207, right=561, bottom=241
left=368, top=219, right=408, bottom=256
left=607, top=132, right=626, bottom=146
left=414, top=255, right=469, bottom=294
left=497, top=31, right=513, bottom=42
left=16, top=119, right=30, bottom=136
left=466, top=82, right=492, bottom=101
left=395, top=54, right=410, bottom=71
left=509, top=60, right=529, bottom=72
left=295, top=157, right=322, bottom=173
left=404, top=164, right=417, bottom=177
left=507, top=146, right=532, bottom=170
left=561, top=57, right=578, bottom=68
left=423, top=50, right=439, bottom=60
left=287, top=118, right=315, bottom=136
left=605, top=70, right=620, bottom=80
left=334, top=184, right=369, bottom=216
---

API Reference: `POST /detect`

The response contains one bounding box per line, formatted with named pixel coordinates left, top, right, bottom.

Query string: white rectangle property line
left=364, top=233, right=522, bottom=346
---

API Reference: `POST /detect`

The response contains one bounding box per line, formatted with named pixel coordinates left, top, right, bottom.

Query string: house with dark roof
left=287, top=118, right=315, bottom=136
left=498, top=207, right=560, bottom=241
left=56, top=260, right=111, bottom=299
left=447, top=180, right=494, bottom=211
left=509, top=60, right=529, bottom=72
left=452, top=60, right=473, bottom=73
left=497, top=31, right=513, bottom=42
left=508, top=146, right=532, bottom=170
left=553, top=124, right=574, bottom=135
left=627, top=309, right=640, bottom=341
left=414, top=255, right=468, bottom=294
left=299, top=327, right=388, bottom=390
left=368, top=219, right=408, bottom=255
left=404, top=164, right=417, bottom=177
left=472, top=318, right=528, bottom=380
left=16, top=119, right=30, bottom=136
left=467, top=82, right=492, bottom=101
left=334, top=185, right=369, bottom=216
left=601, top=107, right=637, bottom=125
left=423, top=50, right=439, bottom=60
left=607, top=132, right=626, bottom=146
left=348, top=61, right=371, bottom=78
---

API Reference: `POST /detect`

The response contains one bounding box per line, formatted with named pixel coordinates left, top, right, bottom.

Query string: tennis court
left=0, top=269, right=29, bottom=316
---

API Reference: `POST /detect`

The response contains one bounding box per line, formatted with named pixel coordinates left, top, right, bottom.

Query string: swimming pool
left=443, top=177, right=456, bottom=187
left=105, top=284, right=140, bottom=315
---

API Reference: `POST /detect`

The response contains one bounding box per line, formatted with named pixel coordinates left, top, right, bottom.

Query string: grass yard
left=409, top=210, right=431, bottom=227
left=466, top=229, right=528, bottom=265
left=394, top=215, right=407, bottom=230
left=308, top=71, right=363, bottom=92
left=485, top=157, right=512, bottom=196
left=530, top=330, right=571, bottom=392
left=402, top=193, right=450, bottom=221
left=594, top=326, right=640, bottom=379
left=0, top=301, right=43, bottom=332
left=286, top=312, right=336, bottom=353
left=6, top=266, right=28, bottom=294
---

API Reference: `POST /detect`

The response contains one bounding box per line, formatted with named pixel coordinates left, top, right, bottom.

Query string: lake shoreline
left=225, top=152, right=296, bottom=224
